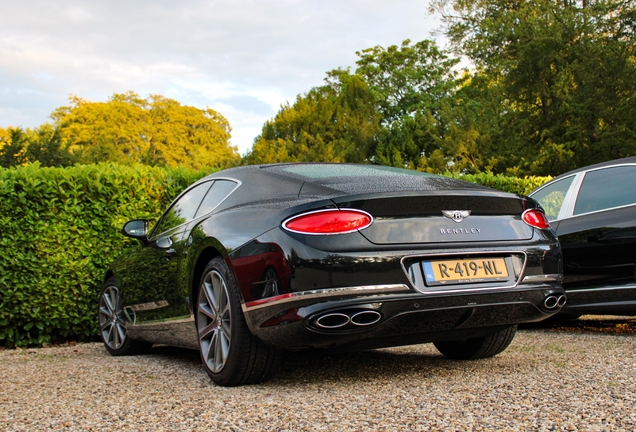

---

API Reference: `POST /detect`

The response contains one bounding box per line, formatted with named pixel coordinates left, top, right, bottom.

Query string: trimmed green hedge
left=0, top=163, right=209, bottom=347
left=0, top=163, right=550, bottom=347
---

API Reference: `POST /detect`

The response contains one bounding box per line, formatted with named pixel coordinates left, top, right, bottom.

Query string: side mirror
left=121, top=220, right=149, bottom=239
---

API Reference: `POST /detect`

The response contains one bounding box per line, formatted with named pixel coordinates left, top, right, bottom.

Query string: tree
left=247, top=40, right=468, bottom=171
left=24, top=124, right=75, bottom=167
left=0, top=128, right=28, bottom=167
left=353, top=39, right=463, bottom=171
left=52, top=92, right=239, bottom=169
left=245, top=73, right=381, bottom=164
left=432, top=0, right=636, bottom=175
left=0, top=126, right=75, bottom=168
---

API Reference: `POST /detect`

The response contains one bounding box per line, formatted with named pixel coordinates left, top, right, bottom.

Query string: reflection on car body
left=99, top=163, right=564, bottom=386
left=530, top=157, right=636, bottom=318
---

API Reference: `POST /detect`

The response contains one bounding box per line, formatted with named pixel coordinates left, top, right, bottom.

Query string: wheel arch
left=191, top=247, right=224, bottom=312
left=104, top=270, right=115, bottom=283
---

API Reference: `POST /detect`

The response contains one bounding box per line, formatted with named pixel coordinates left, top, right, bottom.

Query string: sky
left=0, top=0, right=442, bottom=155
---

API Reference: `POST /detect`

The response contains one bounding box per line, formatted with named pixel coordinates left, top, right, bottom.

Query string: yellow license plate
left=423, top=258, right=509, bottom=285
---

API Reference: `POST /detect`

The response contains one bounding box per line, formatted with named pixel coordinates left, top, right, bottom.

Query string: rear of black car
left=231, top=165, right=564, bottom=352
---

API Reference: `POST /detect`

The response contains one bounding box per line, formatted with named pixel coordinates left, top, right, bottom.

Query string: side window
left=195, top=180, right=238, bottom=218
left=531, top=176, right=575, bottom=221
left=153, top=182, right=212, bottom=235
left=574, top=166, right=636, bottom=215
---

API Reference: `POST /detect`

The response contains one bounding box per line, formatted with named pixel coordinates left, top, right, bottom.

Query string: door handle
left=165, top=248, right=177, bottom=259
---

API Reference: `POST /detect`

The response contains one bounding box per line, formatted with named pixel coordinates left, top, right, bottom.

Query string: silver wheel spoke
left=198, top=303, right=216, bottom=321
left=200, top=338, right=211, bottom=363
left=99, top=306, right=112, bottom=320
left=212, top=273, right=223, bottom=311
left=221, top=301, right=230, bottom=318
left=198, top=322, right=217, bottom=340
left=209, top=332, right=219, bottom=367
left=112, top=322, right=120, bottom=347
left=214, top=331, right=224, bottom=370
left=115, top=323, right=126, bottom=347
left=104, top=290, right=115, bottom=314
left=103, top=322, right=113, bottom=341
left=221, top=319, right=231, bottom=337
left=203, top=280, right=217, bottom=312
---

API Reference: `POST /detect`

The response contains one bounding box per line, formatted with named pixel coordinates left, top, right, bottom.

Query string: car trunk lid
left=332, top=191, right=534, bottom=244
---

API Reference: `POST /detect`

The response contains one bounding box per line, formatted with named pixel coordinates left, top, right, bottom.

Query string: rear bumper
left=243, top=282, right=564, bottom=350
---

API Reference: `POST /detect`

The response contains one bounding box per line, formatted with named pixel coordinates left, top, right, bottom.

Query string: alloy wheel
left=197, top=270, right=232, bottom=373
left=99, top=285, right=127, bottom=350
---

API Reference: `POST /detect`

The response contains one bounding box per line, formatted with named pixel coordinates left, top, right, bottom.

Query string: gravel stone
left=1, top=324, right=635, bottom=431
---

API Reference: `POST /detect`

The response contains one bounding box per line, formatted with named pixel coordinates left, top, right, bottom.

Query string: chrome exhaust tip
left=313, top=313, right=351, bottom=329
left=543, top=295, right=559, bottom=310
left=557, top=295, right=567, bottom=308
left=350, top=310, right=382, bottom=326
left=543, top=294, right=566, bottom=310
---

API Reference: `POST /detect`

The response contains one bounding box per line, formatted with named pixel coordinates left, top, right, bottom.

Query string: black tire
left=98, top=277, right=152, bottom=356
left=196, top=257, right=282, bottom=386
left=434, top=325, right=517, bottom=360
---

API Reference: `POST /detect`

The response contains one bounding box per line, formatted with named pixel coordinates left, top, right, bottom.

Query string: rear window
left=266, top=164, right=436, bottom=180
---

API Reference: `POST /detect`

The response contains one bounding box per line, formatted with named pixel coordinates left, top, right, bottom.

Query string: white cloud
left=0, top=0, right=442, bottom=154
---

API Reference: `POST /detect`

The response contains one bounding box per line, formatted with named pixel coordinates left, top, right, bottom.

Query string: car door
left=117, top=181, right=213, bottom=324
left=554, top=165, right=636, bottom=302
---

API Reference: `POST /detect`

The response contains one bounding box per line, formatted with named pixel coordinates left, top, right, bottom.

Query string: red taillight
left=283, top=209, right=373, bottom=235
left=522, top=209, right=550, bottom=229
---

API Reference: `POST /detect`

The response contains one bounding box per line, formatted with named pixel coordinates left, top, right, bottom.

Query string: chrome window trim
left=559, top=201, right=636, bottom=222
left=560, top=172, right=585, bottom=219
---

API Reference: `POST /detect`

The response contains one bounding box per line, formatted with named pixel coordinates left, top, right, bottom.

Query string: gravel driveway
left=2, top=318, right=635, bottom=431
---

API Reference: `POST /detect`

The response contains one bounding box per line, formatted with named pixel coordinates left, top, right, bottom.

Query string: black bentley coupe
left=99, top=163, right=564, bottom=386
left=529, top=157, right=636, bottom=318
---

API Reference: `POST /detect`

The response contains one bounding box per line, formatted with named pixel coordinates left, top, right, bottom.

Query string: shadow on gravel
left=271, top=349, right=456, bottom=385
left=521, top=315, right=636, bottom=335
left=140, top=344, right=453, bottom=385
left=145, top=345, right=202, bottom=366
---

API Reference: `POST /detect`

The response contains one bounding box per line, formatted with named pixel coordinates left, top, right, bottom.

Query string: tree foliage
left=248, top=40, right=468, bottom=172
left=245, top=73, right=381, bottom=164
left=432, top=0, right=636, bottom=175
left=0, top=126, right=75, bottom=168
left=248, top=1, right=636, bottom=176
left=52, top=92, right=240, bottom=170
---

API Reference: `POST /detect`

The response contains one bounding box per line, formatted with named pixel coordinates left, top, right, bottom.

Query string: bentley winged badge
left=442, top=210, right=471, bottom=223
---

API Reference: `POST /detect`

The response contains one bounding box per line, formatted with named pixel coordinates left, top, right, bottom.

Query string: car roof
left=550, top=156, right=636, bottom=181
left=208, top=163, right=489, bottom=197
